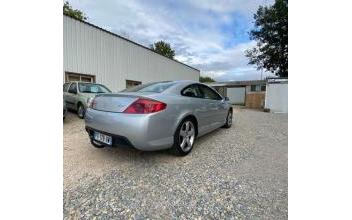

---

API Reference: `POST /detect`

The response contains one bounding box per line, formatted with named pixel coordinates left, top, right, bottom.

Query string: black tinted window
left=122, top=81, right=175, bottom=93
left=199, top=85, right=222, bottom=100
left=68, top=83, right=77, bottom=93
left=181, top=84, right=202, bottom=98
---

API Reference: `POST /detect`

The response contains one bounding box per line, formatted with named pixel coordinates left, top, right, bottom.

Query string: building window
left=65, top=72, right=95, bottom=83
left=261, top=85, right=266, bottom=91
left=251, top=85, right=256, bottom=92
left=126, top=80, right=141, bottom=89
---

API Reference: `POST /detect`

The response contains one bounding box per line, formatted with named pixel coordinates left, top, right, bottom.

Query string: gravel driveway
left=64, top=108, right=287, bottom=219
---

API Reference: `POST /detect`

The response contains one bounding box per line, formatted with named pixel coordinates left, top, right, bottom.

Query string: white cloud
left=68, top=0, right=275, bottom=81
left=187, top=0, right=274, bottom=15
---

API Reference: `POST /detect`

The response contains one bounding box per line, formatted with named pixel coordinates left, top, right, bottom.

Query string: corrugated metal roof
left=63, top=14, right=199, bottom=72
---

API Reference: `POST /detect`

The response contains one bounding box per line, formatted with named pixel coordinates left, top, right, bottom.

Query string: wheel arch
left=77, top=101, right=84, bottom=109
left=175, top=114, right=199, bottom=137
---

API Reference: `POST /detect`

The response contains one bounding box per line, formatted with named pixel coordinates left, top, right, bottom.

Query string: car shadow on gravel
left=93, top=126, right=226, bottom=159
left=63, top=110, right=79, bottom=124
left=194, top=128, right=224, bottom=147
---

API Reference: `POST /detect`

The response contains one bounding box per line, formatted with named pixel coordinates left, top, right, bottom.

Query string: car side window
left=199, top=85, right=222, bottom=100
left=181, top=84, right=202, bottom=98
left=68, top=83, right=77, bottom=94
left=63, top=83, right=70, bottom=92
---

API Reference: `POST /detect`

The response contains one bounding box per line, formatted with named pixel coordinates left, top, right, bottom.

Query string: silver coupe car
left=84, top=80, right=233, bottom=156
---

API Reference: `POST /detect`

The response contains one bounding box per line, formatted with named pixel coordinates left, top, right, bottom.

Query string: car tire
left=172, top=118, right=196, bottom=156
left=222, top=110, right=233, bottom=128
left=77, top=103, right=85, bottom=119
left=90, top=139, right=105, bottom=148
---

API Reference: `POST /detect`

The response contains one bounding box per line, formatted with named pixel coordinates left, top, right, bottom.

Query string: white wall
left=265, top=82, right=288, bottom=113
left=227, top=87, right=245, bottom=105
left=63, top=16, right=199, bottom=92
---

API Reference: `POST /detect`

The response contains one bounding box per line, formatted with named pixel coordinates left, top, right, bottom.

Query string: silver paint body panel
left=85, top=81, right=231, bottom=151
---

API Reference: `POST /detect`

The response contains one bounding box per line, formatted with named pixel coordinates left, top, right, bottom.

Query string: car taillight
left=123, top=98, right=167, bottom=114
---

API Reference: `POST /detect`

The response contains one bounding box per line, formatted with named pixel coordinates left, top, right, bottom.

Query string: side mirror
left=224, top=97, right=230, bottom=101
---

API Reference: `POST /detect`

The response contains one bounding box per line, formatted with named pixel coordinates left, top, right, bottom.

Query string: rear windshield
left=78, top=83, right=111, bottom=93
left=122, top=81, right=176, bottom=93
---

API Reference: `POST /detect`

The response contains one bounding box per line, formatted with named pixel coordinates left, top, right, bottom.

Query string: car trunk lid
left=91, top=92, right=156, bottom=113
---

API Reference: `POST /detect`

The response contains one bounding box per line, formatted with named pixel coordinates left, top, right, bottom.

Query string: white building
left=209, top=78, right=288, bottom=113
left=63, top=15, right=200, bottom=92
left=264, top=78, right=288, bottom=113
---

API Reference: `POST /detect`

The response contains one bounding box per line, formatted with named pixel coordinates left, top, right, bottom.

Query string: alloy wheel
left=227, top=111, right=232, bottom=125
left=179, top=121, right=195, bottom=152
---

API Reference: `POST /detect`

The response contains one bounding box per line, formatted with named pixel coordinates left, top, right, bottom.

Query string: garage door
left=65, top=72, right=95, bottom=83
left=264, top=82, right=288, bottom=113
left=227, top=87, right=245, bottom=105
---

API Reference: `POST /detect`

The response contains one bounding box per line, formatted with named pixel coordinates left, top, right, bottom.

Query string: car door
left=198, top=84, right=227, bottom=128
left=66, top=82, right=78, bottom=110
left=181, top=84, right=210, bottom=133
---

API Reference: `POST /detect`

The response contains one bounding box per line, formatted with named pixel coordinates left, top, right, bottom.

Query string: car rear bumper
left=85, top=126, right=135, bottom=148
left=84, top=108, right=174, bottom=151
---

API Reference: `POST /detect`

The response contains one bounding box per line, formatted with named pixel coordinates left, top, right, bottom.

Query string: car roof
left=160, top=80, right=214, bottom=94
left=171, top=80, right=211, bottom=87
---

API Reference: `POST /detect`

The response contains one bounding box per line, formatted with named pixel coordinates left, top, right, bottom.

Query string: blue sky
left=67, top=0, right=274, bottom=81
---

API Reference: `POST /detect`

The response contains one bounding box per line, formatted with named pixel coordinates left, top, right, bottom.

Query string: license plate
left=94, top=131, right=112, bottom=145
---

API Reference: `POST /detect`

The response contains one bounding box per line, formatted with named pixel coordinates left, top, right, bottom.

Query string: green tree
left=246, top=0, right=288, bottom=77
left=150, top=41, right=175, bottom=59
left=63, top=1, right=87, bottom=21
left=199, top=76, right=215, bottom=83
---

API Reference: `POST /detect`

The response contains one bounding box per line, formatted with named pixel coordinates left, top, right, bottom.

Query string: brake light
left=123, top=98, right=167, bottom=114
